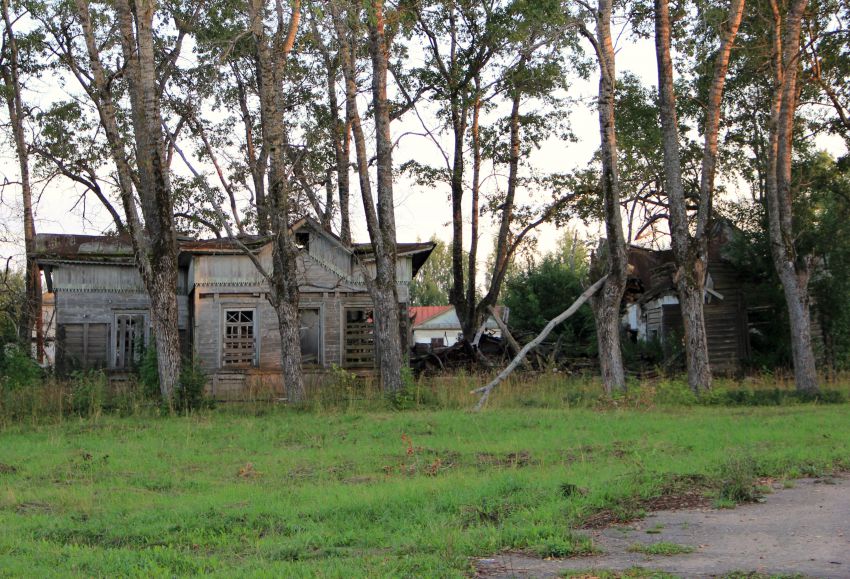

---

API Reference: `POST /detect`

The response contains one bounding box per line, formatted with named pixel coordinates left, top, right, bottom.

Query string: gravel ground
left=476, top=475, right=850, bottom=578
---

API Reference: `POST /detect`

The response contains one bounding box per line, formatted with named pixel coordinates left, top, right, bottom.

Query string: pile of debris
left=409, top=334, right=597, bottom=375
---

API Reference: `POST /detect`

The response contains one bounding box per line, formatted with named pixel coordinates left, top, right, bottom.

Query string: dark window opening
left=299, top=308, right=321, bottom=366
left=58, top=322, right=109, bottom=373
left=114, top=314, right=146, bottom=370
left=295, top=231, right=310, bottom=251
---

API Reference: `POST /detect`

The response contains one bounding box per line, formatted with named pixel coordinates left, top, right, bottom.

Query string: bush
left=385, top=368, right=440, bottom=410
left=0, top=344, right=43, bottom=390
left=718, top=454, right=761, bottom=503
left=69, top=370, right=107, bottom=418
left=136, top=345, right=209, bottom=412
left=175, top=358, right=209, bottom=412
left=700, top=387, right=846, bottom=406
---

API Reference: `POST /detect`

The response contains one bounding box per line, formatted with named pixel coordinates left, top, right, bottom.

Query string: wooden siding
left=54, top=290, right=188, bottom=329
left=53, top=263, right=188, bottom=294
left=661, top=293, right=749, bottom=374
left=307, top=231, right=351, bottom=277
left=56, top=322, right=109, bottom=372
left=192, top=290, right=360, bottom=374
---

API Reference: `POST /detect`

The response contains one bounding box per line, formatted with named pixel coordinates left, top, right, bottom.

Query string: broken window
left=295, top=231, right=310, bottom=251
left=299, top=308, right=321, bottom=365
left=344, top=309, right=375, bottom=368
left=222, top=309, right=256, bottom=367
left=114, top=313, right=147, bottom=370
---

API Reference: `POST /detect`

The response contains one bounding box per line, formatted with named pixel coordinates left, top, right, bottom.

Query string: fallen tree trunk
left=471, top=276, right=608, bottom=410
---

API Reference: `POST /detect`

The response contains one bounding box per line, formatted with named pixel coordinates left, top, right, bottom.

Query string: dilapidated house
left=622, top=222, right=751, bottom=374
left=31, top=219, right=434, bottom=398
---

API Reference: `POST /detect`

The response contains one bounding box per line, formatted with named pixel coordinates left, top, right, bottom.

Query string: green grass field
left=1, top=386, right=849, bottom=577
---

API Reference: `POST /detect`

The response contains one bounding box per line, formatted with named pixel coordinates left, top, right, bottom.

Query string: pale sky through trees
left=0, top=23, right=845, bottom=267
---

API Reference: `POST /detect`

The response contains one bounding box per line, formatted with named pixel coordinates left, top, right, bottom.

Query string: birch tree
left=37, top=0, right=191, bottom=401
left=765, top=0, right=819, bottom=392
left=653, top=0, right=745, bottom=393
left=244, top=0, right=306, bottom=402
left=577, top=0, right=629, bottom=393
left=405, top=0, right=575, bottom=352
left=0, top=0, right=41, bottom=358
left=328, top=0, right=406, bottom=391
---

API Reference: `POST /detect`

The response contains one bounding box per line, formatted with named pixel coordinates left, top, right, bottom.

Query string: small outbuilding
left=409, top=305, right=509, bottom=348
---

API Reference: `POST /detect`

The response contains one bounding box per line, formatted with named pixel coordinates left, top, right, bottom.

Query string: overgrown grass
left=1, top=401, right=849, bottom=576
left=7, top=368, right=850, bottom=429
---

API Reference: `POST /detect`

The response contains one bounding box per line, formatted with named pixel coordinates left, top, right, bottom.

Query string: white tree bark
left=765, top=0, right=819, bottom=393
left=580, top=0, right=628, bottom=394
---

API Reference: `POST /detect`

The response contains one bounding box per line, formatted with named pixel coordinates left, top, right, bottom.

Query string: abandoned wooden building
left=622, top=222, right=751, bottom=375
left=31, top=219, right=434, bottom=398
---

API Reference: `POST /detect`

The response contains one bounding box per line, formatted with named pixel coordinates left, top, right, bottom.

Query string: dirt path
left=476, top=476, right=850, bottom=578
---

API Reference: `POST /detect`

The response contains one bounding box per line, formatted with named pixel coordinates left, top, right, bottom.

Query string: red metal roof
left=409, top=305, right=453, bottom=327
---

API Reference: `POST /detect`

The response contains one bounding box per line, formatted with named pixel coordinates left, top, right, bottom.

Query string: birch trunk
left=328, top=61, right=352, bottom=247
left=331, top=0, right=404, bottom=392
left=367, top=0, right=404, bottom=392
left=248, top=0, right=305, bottom=402
left=654, top=0, right=711, bottom=393
left=584, top=0, right=628, bottom=393
left=73, top=0, right=183, bottom=399
left=1, top=0, right=42, bottom=358
left=765, top=0, right=818, bottom=392
left=114, top=0, right=182, bottom=401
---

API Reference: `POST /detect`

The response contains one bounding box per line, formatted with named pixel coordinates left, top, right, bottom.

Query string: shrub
left=717, top=454, right=761, bottom=503
left=0, top=344, right=43, bottom=390
left=175, top=358, right=209, bottom=412
left=68, top=370, right=107, bottom=418
left=136, top=345, right=209, bottom=412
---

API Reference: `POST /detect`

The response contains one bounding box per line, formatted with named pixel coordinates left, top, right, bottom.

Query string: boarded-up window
left=114, top=313, right=147, bottom=370
left=222, top=309, right=256, bottom=367
left=344, top=309, right=375, bottom=368
left=300, top=308, right=321, bottom=365
left=58, top=322, right=109, bottom=372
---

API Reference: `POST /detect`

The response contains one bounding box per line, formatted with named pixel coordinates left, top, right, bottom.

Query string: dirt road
left=477, top=476, right=849, bottom=578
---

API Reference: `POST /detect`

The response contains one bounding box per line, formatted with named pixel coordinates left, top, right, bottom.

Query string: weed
left=627, top=541, right=695, bottom=555
left=718, top=455, right=762, bottom=503
left=712, top=498, right=738, bottom=509
left=534, top=533, right=596, bottom=558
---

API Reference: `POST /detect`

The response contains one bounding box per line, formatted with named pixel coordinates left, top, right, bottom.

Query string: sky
left=0, top=21, right=846, bottom=270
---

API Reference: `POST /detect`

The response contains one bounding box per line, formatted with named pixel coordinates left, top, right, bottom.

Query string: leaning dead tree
left=471, top=276, right=608, bottom=410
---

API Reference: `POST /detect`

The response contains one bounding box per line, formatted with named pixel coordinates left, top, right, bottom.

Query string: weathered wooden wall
left=52, top=264, right=189, bottom=373
left=658, top=260, right=750, bottom=375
